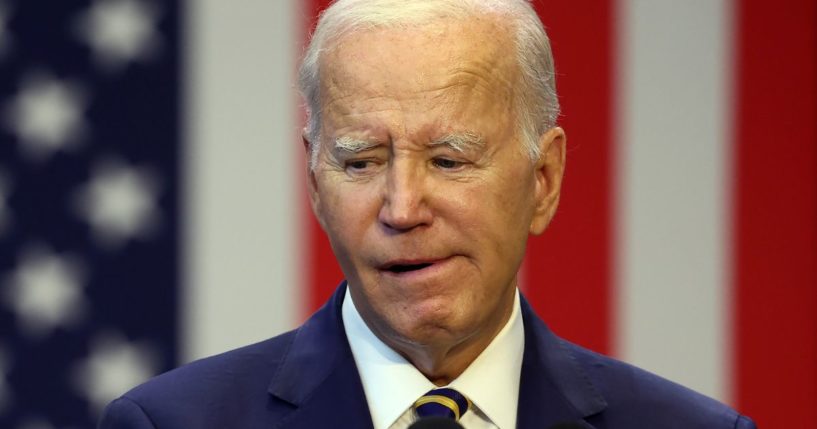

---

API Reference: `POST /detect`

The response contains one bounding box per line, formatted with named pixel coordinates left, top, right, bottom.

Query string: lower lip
left=380, top=257, right=456, bottom=280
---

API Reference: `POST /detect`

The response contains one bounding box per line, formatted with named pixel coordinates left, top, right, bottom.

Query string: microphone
left=408, top=417, right=465, bottom=429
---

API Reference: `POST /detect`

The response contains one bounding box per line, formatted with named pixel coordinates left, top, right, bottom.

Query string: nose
left=378, top=161, right=433, bottom=231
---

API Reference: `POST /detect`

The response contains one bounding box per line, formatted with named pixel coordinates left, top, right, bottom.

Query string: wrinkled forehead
left=318, top=17, right=519, bottom=108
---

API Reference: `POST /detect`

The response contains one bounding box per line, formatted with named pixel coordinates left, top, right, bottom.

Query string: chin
left=388, top=309, right=475, bottom=349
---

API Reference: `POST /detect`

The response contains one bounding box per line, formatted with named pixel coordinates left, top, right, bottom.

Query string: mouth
left=384, top=262, right=434, bottom=273
left=379, top=258, right=448, bottom=275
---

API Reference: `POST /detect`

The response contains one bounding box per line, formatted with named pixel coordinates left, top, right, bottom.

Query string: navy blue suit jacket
left=99, top=283, right=756, bottom=428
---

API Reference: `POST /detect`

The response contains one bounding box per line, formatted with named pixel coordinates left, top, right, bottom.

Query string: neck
left=388, top=293, right=515, bottom=386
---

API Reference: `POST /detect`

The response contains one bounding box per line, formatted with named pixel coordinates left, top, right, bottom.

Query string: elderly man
left=100, top=1, right=755, bottom=428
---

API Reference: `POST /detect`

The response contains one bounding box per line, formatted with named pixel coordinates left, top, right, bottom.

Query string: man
left=100, top=1, right=756, bottom=428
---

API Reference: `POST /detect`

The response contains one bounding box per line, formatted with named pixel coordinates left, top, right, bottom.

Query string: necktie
left=413, top=387, right=471, bottom=421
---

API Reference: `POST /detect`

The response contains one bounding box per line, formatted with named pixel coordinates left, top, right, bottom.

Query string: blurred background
left=0, top=0, right=814, bottom=428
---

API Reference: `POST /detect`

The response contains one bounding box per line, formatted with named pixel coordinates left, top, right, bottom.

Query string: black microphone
left=408, top=417, right=465, bottom=429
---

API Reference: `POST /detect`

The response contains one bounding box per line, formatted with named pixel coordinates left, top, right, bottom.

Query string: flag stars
left=2, top=248, right=87, bottom=339
left=3, top=76, right=86, bottom=160
left=75, top=160, right=161, bottom=248
left=15, top=418, right=59, bottom=429
left=73, top=333, right=158, bottom=414
left=77, top=0, right=161, bottom=70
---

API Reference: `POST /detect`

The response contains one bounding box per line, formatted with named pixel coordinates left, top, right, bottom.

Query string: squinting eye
left=345, top=159, right=381, bottom=174
left=348, top=160, right=370, bottom=170
left=432, top=158, right=461, bottom=169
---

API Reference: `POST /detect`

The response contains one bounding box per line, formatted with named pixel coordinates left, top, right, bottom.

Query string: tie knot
left=413, top=388, right=471, bottom=421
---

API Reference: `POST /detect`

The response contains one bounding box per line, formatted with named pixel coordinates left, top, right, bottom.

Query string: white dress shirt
left=342, top=287, right=525, bottom=429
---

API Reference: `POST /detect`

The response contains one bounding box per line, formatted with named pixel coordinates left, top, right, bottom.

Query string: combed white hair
left=298, top=0, right=559, bottom=169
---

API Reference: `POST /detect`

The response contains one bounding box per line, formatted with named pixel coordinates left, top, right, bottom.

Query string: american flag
left=0, top=0, right=178, bottom=427
left=1, top=1, right=815, bottom=428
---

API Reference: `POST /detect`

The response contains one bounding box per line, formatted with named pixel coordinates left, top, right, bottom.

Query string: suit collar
left=267, top=282, right=373, bottom=429
left=517, top=295, right=607, bottom=427
left=267, top=284, right=607, bottom=428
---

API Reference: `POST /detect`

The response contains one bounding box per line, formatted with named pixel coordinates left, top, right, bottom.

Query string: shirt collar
left=343, top=287, right=524, bottom=429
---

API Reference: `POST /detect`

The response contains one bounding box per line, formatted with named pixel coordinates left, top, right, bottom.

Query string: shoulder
left=127, top=330, right=296, bottom=403
left=561, top=340, right=756, bottom=429
left=99, top=330, right=298, bottom=428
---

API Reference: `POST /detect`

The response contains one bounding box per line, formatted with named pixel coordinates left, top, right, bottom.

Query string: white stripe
left=615, top=0, right=733, bottom=400
left=182, top=0, right=303, bottom=362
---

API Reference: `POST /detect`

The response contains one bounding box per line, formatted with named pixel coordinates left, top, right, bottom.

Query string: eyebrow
left=429, top=132, right=485, bottom=153
left=333, top=132, right=485, bottom=153
left=333, top=136, right=380, bottom=153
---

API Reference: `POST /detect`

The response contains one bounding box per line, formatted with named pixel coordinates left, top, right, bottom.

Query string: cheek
left=496, top=166, right=537, bottom=218
left=319, top=181, right=381, bottom=246
left=464, top=173, right=536, bottom=252
left=495, top=167, right=535, bottom=204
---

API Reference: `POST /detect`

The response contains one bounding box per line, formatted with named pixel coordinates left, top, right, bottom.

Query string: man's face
left=309, top=18, right=564, bottom=354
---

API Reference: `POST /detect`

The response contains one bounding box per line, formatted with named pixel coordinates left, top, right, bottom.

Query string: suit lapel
left=267, top=282, right=374, bottom=429
left=266, top=286, right=607, bottom=429
left=517, top=296, right=607, bottom=428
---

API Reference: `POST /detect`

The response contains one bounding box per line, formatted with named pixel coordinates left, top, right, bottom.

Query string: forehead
left=318, top=17, right=519, bottom=133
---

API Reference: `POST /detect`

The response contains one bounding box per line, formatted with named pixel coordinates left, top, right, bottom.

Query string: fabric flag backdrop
left=0, top=0, right=180, bottom=428
left=0, top=1, right=813, bottom=428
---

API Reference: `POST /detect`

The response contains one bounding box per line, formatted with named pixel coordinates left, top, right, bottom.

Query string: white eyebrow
left=429, top=132, right=485, bottom=153
left=333, top=136, right=379, bottom=153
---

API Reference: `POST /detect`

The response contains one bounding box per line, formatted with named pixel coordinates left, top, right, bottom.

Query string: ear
left=303, top=131, right=327, bottom=231
left=529, top=126, right=566, bottom=235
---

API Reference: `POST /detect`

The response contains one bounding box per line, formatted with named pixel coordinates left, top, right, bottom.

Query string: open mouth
left=385, top=262, right=434, bottom=273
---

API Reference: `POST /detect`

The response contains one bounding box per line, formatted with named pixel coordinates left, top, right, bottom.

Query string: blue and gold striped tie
left=413, top=388, right=471, bottom=421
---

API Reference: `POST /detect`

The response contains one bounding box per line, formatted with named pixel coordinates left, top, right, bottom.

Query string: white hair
left=298, top=0, right=559, bottom=170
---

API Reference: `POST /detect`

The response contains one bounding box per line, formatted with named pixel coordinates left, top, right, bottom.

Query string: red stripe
left=305, top=0, right=345, bottom=315
left=525, top=0, right=614, bottom=355
left=732, top=0, right=817, bottom=425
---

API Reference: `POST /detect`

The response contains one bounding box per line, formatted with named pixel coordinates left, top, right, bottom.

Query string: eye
left=344, top=158, right=381, bottom=175
left=347, top=160, right=371, bottom=170
left=432, top=157, right=463, bottom=170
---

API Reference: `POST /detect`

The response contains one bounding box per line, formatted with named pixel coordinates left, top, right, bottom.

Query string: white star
left=15, top=418, right=55, bottom=429
left=73, top=333, right=158, bottom=414
left=1, top=247, right=87, bottom=339
left=76, top=0, right=161, bottom=70
left=74, top=160, right=161, bottom=248
left=3, top=74, right=86, bottom=160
